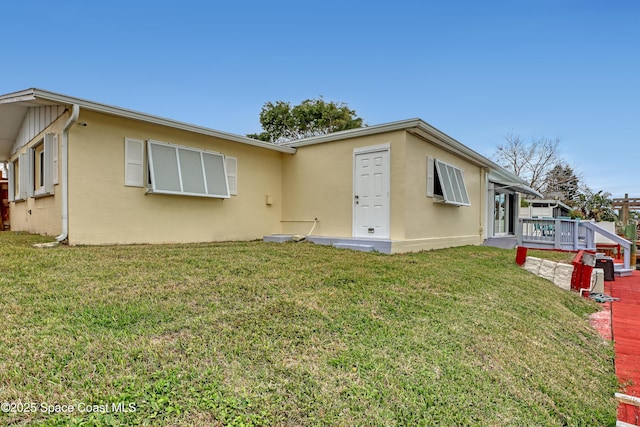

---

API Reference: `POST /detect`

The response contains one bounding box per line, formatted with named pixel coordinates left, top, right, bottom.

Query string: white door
left=494, top=192, right=509, bottom=236
left=354, top=147, right=390, bottom=238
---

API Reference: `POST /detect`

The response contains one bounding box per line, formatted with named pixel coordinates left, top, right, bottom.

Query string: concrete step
left=614, top=264, right=635, bottom=277
left=263, top=235, right=294, bottom=243
left=333, top=243, right=376, bottom=252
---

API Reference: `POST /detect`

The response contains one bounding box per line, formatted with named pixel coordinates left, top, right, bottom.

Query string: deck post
left=624, top=244, right=631, bottom=271
left=554, top=219, right=562, bottom=249
left=516, top=219, right=523, bottom=247
left=586, top=227, right=595, bottom=249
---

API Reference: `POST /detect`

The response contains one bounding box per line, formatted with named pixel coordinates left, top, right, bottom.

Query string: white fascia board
left=0, top=88, right=38, bottom=105
left=409, top=124, right=496, bottom=169
left=286, top=118, right=496, bottom=170
left=24, top=89, right=296, bottom=154
left=283, top=116, right=539, bottom=198
left=284, top=118, right=423, bottom=148
left=488, top=168, right=542, bottom=195
left=532, top=199, right=571, bottom=209
left=488, top=171, right=543, bottom=198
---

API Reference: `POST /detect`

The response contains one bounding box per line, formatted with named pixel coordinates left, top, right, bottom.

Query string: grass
left=0, top=232, right=617, bottom=426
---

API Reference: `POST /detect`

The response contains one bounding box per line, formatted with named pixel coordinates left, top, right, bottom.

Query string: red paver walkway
left=608, top=270, right=640, bottom=425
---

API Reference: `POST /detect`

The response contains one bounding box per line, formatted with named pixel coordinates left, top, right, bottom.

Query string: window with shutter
left=29, top=133, right=55, bottom=197
left=147, top=140, right=230, bottom=199
left=426, top=158, right=470, bottom=206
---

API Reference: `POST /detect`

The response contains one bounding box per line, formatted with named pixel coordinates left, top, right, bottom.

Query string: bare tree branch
left=494, top=134, right=562, bottom=192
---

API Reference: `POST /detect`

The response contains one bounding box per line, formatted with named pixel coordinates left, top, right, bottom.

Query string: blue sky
left=1, top=0, right=638, bottom=198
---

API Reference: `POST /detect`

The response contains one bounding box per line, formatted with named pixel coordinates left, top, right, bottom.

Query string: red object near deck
left=570, top=250, right=596, bottom=295
left=515, top=246, right=527, bottom=266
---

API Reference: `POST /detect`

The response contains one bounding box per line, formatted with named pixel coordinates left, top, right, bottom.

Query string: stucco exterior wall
left=281, top=130, right=488, bottom=252
left=8, top=108, right=492, bottom=252
left=397, top=133, right=485, bottom=251
left=8, top=113, right=66, bottom=237
left=67, top=110, right=285, bottom=245
left=281, top=131, right=407, bottom=239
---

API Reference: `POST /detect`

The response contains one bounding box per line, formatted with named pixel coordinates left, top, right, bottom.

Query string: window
left=426, top=157, right=470, bottom=206
left=34, top=142, right=45, bottom=189
left=31, top=133, right=56, bottom=197
left=147, top=140, right=230, bottom=198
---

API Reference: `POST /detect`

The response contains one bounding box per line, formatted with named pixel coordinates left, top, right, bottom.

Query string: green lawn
left=0, top=233, right=617, bottom=426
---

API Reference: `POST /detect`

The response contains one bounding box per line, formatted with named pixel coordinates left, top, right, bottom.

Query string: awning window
left=147, top=140, right=230, bottom=199
left=434, top=159, right=470, bottom=206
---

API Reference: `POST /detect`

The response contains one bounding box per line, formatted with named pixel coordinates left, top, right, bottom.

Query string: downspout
left=483, top=169, right=490, bottom=239
left=56, top=104, right=79, bottom=242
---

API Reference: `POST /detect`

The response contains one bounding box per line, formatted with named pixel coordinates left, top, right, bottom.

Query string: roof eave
left=283, top=118, right=424, bottom=148
left=285, top=118, right=497, bottom=169
left=409, top=123, right=494, bottom=169
left=21, top=89, right=296, bottom=154
left=0, top=88, right=38, bottom=105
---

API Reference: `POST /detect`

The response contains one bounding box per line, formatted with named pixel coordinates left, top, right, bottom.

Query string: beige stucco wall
left=281, top=131, right=488, bottom=252
left=9, top=109, right=491, bottom=252
left=281, top=131, right=407, bottom=239
left=67, top=110, right=285, bottom=245
left=397, top=133, right=486, bottom=251
left=8, top=115, right=66, bottom=237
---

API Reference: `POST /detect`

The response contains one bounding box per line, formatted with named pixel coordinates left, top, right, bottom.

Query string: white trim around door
left=353, top=144, right=391, bottom=239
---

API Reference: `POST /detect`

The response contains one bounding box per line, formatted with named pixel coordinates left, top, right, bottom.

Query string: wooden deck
left=607, top=271, right=640, bottom=425
left=518, top=217, right=595, bottom=250
left=518, top=218, right=633, bottom=271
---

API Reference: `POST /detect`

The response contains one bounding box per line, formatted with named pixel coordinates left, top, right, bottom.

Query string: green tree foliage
left=541, top=163, right=581, bottom=205
left=574, top=188, right=617, bottom=221
left=247, top=97, right=364, bottom=143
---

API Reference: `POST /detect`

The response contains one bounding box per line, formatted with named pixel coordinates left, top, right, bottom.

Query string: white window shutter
left=52, top=134, right=59, bottom=184
left=147, top=140, right=230, bottom=199
left=226, top=156, right=237, bottom=195
left=19, top=152, right=29, bottom=199
left=454, top=168, right=470, bottom=205
left=44, top=133, right=55, bottom=194
left=433, top=159, right=470, bottom=207
left=26, top=151, right=34, bottom=198
left=426, top=157, right=434, bottom=197
left=124, top=138, right=144, bottom=187
left=7, top=162, right=14, bottom=202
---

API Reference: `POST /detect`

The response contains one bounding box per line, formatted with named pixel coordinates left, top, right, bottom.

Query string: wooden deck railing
left=517, top=218, right=632, bottom=270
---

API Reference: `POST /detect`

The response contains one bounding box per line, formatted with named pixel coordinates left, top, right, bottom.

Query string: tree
left=493, top=133, right=562, bottom=192
left=574, top=188, right=617, bottom=222
left=541, top=162, right=581, bottom=205
left=247, top=97, right=364, bottom=143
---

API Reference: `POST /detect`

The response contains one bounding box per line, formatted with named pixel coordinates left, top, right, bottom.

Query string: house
left=519, top=199, right=572, bottom=219
left=0, top=88, right=540, bottom=253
